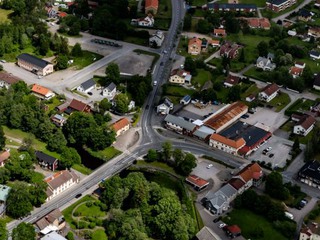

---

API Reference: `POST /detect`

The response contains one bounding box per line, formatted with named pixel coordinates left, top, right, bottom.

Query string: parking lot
left=248, top=135, right=292, bottom=168
left=241, top=107, right=289, bottom=133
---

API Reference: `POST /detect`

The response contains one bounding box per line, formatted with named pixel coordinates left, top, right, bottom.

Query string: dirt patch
left=114, top=51, right=153, bottom=76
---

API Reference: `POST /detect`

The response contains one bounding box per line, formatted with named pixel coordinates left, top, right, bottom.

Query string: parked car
left=266, top=147, right=272, bottom=152
left=219, top=223, right=227, bottom=228
left=213, top=217, right=221, bottom=223
left=269, top=153, right=274, bottom=158
left=207, top=164, right=213, bottom=169
left=262, top=150, right=268, bottom=155
left=75, top=193, right=82, bottom=198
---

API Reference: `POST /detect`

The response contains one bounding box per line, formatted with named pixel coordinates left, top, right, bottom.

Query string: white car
left=266, top=147, right=272, bottom=151
left=153, top=81, right=157, bottom=86
left=207, top=164, right=213, bottom=169
left=219, top=223, right=226, bottom=228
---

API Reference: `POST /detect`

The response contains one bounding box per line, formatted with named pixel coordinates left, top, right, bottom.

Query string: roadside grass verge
left=85, top=146, right=122, bottom=162
left=72, top=163, right=92, bottom=175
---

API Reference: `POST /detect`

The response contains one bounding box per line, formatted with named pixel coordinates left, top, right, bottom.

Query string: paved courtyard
left=178, top=103, right=226, bottom=120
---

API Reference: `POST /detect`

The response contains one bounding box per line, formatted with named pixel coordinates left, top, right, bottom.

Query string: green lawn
left=285, top=98, right=316, bottom=116
left=223, top=209, right=287, bottom=240
left=72, top=163, right=92, bottom=175
left=92, top=229, right=108, bottom=240
left=163, top=84, right=196, bottom=98
left=154, top=18, right=171, bottom=30
left=62, top=195, right=96, bottom=229
left=157, top=0, right=172, bottom=19
left=74, top=201, right=106, bottom=218
left=0, top=9, right=13, bottom=23
left=2, top=126, right=61, bottom=159
left=123, top=36, right=149, bottom=46
left=241, top=83, right=259, bottom=99
left=244, top=67, right=266, bottom=81
left=85, top=146, right=122, bottom=162
left=71, top=51, right=103, bottom=70
left=192, top=69, right=212, bottom=89
left=268, top=92, right=291, bottom=112
left=192, top=0, right=207, bottom=6
left=280, top=120, right=294, bottom=132
left=44, top=97, right=64, bottom=113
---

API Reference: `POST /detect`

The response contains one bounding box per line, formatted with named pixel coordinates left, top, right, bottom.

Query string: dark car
left=75, top=193, right=82, bottom=198
left=213, top=217, right=222, bottom=223
left=269, top=153, right=274, bottom=158
left=160, top=62, right=164, bottom=66
left=146, top=104, right=149, bottom=109
left=87, top=92, right=93, bottom=96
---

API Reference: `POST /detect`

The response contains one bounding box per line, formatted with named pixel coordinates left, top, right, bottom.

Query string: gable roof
left=296, top=115, right=316, bottom=130
left=170, top=69, right=191, bottom=78
left=310, top=50, right=320, bottom=57
left=299, top=8, right=312, bottom=17
left=17, top=53, right=51, bottom=69
left=106, top=82, right=116, bottom=92
left=225, top=74, right=240, bottom=85
left=290, top=66, right=303, bottom=76
left=0, top=184, right=11, bottom=202
left=228, top=178, right=245, bottom=190
left=0, top=150, right=10, bottom=163
left=68, top=99, right=89, bottom=112
left=219, top=184, right=237, bottom=198
left=260, top=83, right=279, bottom=96
left=214, top=28, right=226, bottom=35
left=80, top=79, right=95, bottom=91
left=111, top=118, right=130, bottom=132
left=36, top=151, right=58, bottom=164
left=189, top=37, right=202, bottom=46
left=266, top=0, right=289, bottom=6
left=210, top=133, right=246, bottom=149
left=36, top=209, right=63, bottom=230
left=186, top=175, right=209, bottom=188
left=299, top=160, right=320, bottom=181
left=226, top=225, right=241, bottom=234
left=32, top=84, right=51, bottom=96
left=45, top=170, right=79, bottom=191
left=0, top=72, right=20, bottom=85
left=246, top=18, right=271, bottom=29
left=40, top=231, right=67, bottom=240
left=164, top=114, right=197, bottom=131
left=145, top=0, right=158, bottom=8
left=196, top=226, right=220, bottom=240
left=236, top=162, right=263, bottom=182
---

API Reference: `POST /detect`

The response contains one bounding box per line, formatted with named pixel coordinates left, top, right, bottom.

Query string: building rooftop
left=296, top=115, right=316, bottom=130
left=17, top=53, right=51, bottom=68
left=111, top=118, right=130, bottom=132
left=0, top=72, right=20, bottom=85
left=68, top=99, right=90, bottom=112
left=0, top=184, right=11, bottom=202
left=80, top=79, right=96, bottom=91
left=45, top=170, right=79, bottom=194
left=210, top=133, right=246, bottom=149
left=106, top=82, right=116, bottom=92
left=0, top=150, right=10, bottom=164
left=260, top=83, right=279, bottom=97
left=36, top=151, right=58, bottom=165
left=32, top=84, right=51, bottom=96
left=186, top=175, right=209, bottom=188
left=164, top=114, right=197, bottom=131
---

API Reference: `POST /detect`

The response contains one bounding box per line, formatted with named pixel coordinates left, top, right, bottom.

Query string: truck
left=285, top=211, right=294, bottom=220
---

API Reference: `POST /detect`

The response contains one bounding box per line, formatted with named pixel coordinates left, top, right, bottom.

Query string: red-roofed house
left=188, top=38, right=202, bottom=55
left=209, top=134, right=246, bottom=155
left=244, top=18, right=271, bottom=29
left=293, top=115, right=316, bottom=136
left=186, top=175, right=209, bottom=191
left=220, top=42, right=242, bottom=59
left=224, top=74, right=240, bottom=87
left=31, top=84, right=55, bottom=100
left=0, top=72, right=20, bottom=89
left=225, top=225, right=241, bottom=238
left=0, top=150, right=10, bottom=167
left=228, top=178, right=246, bottom=194
left=145, top=0, right=159, bottom=14
left=111, top=118, right=130, bottom=137
left=290, top=66, right=304, bottom=78
left=213, top=28, right=226, bottom=37
left=233, top=162, right=263, bottom=188
left=66, top=99, right=91, bottom=114
left=210, top=39, right=220, bottom=47
left=258, top=83, right=279, bottom=102
left=57, top=12, right=67, bottom=18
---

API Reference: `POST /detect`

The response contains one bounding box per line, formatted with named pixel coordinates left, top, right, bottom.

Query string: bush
left=66, top=232, right=74, bottom=240
left=77, top=221, right=88, bottom=229
left=89, top=222, right=96, bottom=229
left=96, top=219, right=103, bottom=226
left=86, top=201, right=93, bottom=207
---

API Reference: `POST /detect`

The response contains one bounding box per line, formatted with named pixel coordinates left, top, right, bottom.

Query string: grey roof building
left=77, top=79, right=96, bottom=93
left=193, top=125, right=215, bottom=140
left=164, top=114, right=196, bottom=133
left=17, top=53, right=54, bottom=76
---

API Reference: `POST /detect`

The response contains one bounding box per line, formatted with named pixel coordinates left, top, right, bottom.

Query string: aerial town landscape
left=1, top=0, right=320, bottom=239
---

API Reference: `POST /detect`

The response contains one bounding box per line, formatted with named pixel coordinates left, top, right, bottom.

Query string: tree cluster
left=58, top=15, right=89, bottom=36
left=146, top=142, right=197, bottom=176
left=265, top=171, right=290, bottom=200
left=100, top=172, right=196, bottom=240
left=12, top=222, right=36, bottom=240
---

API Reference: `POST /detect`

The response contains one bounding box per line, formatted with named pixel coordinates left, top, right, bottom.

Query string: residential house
left=244, top=17, right=271, bottom=30
left=46, top=6, right=58, bottom=18
left=0, top=150, right=10, bottom=167
left=206, top=3, right=257, bottom=12
left=293, top=115, right=316, bottom=136
left=0, top=185, right=11, bottom=216
left=245, top=94, right=256, bottom=102
left=111, top=118, right=130, bottom=137
left=213, top=28, right=226, bottom=37
left=233, top=162, right=263, bottom=188
left=102, top=82, right=117, bottom=100
left=310, top=50, right=320, bottom=60
left=209, top=134, right=246, bottom=155
left=36, top=151, right=59, bottom=171
left=65, top=99, right=91, bottom=114
left=298, top=9, right=313, bottom=22
left=203, top=101, right=248, bottom=133
left=40, top=231, right=67, bottom=240
left=186, top=175, right=209, bottom=191
left=313, top=73, right=320, bottom=90
left=258, top=83, right=279, bottom=102
left=299, top=222, right=320, bottom=240
left=169, top=69, right=192, bottom=84
left=77, top=78, right=96, bottom=93
left=256, top=56, right=276, bottom=71
left=210, top=39, right=220, bottom=47
left=31, top=84, right=55, bottom=100
left=164, top=114, right=196, bottom=135
left=290, top=62, right=305, bottom=78
left=180, top=95, right=191, bottom=105
left=157, top=97, right=173, bottom=115
left=219, top=42, right=242, bottom=59
left=145, top=0, right=159, bottom=14
left=316, top=0, right=320, bottom=8
left=298, top=160, right=320, bottom=188
left=45, top=170, right=79, bottom=201
left=188, top=38, right=202, bottom=55
left=17, top=53, right=54, bottom=76
left=51, top=114, right=67, bottom=127
left=57, top=12, right=67, bottom=18
left=228, top=178, right=246, bottom=194
left=0, top=72, right=20, bottom=89
left=149, top=30, right=164, bottom=47
left=224, top=74, right=240, bottom=87
left=308, top=27, right=320, bottom=39
left=35, top=209, right=66, bottom=235
left=266, top=0, right=296, bottom=12
left=131, top=15, right=154, bottom=27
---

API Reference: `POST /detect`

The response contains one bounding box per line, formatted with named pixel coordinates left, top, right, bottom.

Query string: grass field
left=92, top=229, right=108, bottom=240
left=223, top=209, right=287, bottom=240
left=74, top=201, right=106, bottom=218
left=85, top=146, right=122, bottom=162
left=136, top=160, right=177, bottom=175
left=268, top=92, right=291, bottom=112
left=192, top=69, right=212, bottom=89
left=157, top=0, right=172, bottom=19
left=71, top=51, right=103, bottom=70
left=241, top=83, right=259, bottom=99
left=163, top=84, right=196, bottom=98
left=192, top=0, right=207, bottom=6
left=72, top=163, right=92, bottom=175
left=0, top=9, right=12, bottom=23
left=2, top=126, right=61, bottom=159
left=285, top=98, right=316, bottom=116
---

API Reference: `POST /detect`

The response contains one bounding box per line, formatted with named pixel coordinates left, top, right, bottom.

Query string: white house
left=102, top=82, right=117, bottom=100
left=169, top=69, right=192, bottom=84
left=131, top=15, right=155, bottom=27
left=45, top=170, right=79, bottom=202
left=258, top=83, right=279, bottom=102
left=310, top=50, right=320, bottom=60
left=180, top=95, right=191, bottom=105
left=149, top=30, right=164, bottom=47
left=293, top=115, right=316, bottom=136
left=77, top=79, right=96, bottom=93
left=0, top=72, right=20, bottom=89
left=209, top=133, right=246, bottom=155
left=256, top=56, right=276, bottom=71
left=157, top=97, right=173, bottom=115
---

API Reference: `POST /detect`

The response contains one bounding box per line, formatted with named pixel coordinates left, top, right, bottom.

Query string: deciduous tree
left=12, top=222, right=36, bottom=240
